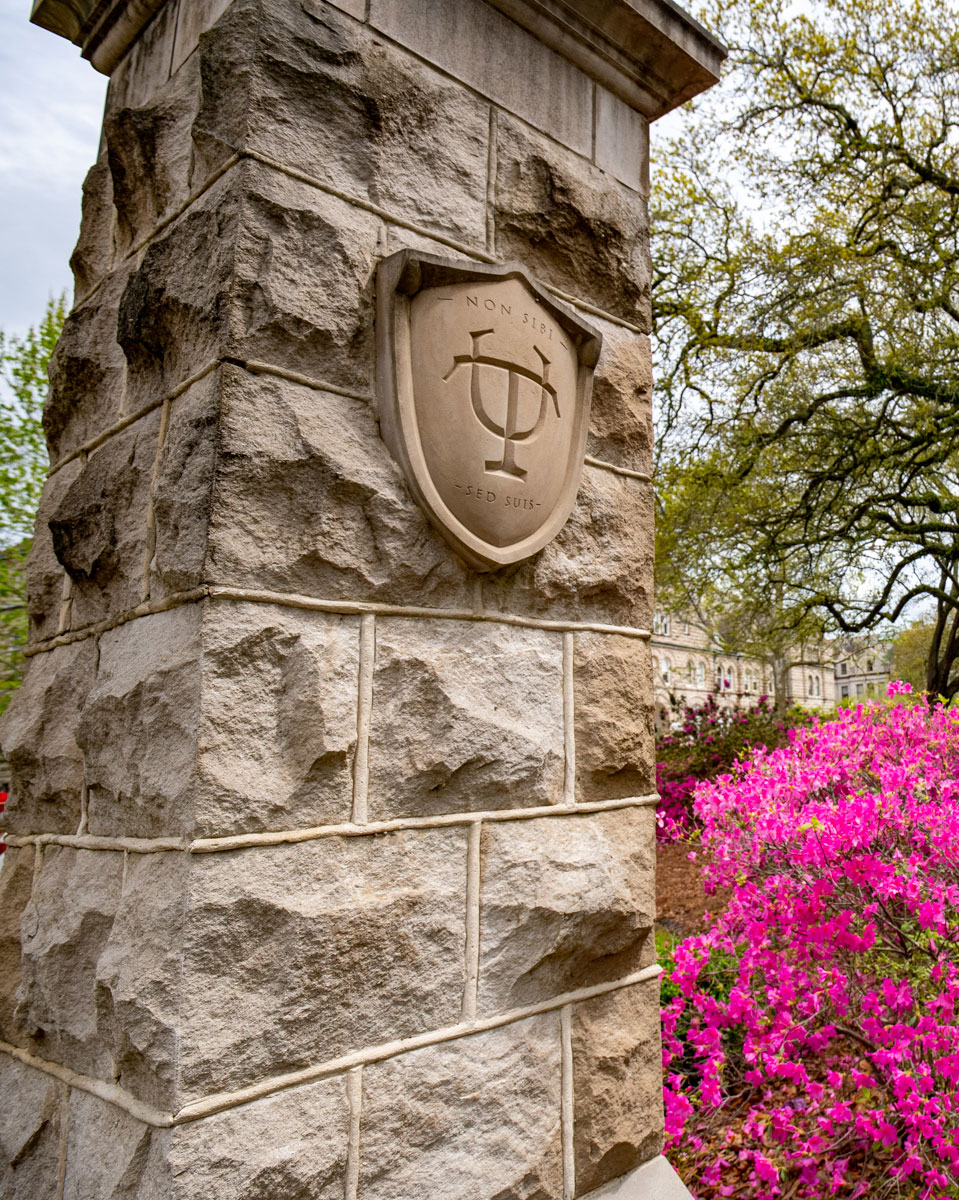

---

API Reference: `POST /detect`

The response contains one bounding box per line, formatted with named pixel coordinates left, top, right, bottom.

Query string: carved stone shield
left=376, top=251, right=602, bottom=571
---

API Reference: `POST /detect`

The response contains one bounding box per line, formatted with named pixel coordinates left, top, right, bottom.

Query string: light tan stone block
left=367, top=620, right=564, bottom=819
left=95, top=852, right=188, bottom=1110
left=24, top=459, right=81, bottom=645
left=208, top=0, right=491, bottom=247
left=369, top=0, right=593, bottom=156
left=594, top=87, right=649, bottom=194
left=493, top=113, right=650, bottom=327
left=571, top=980, right=664, bottom=1196
left=197, top=602, right=358, bottom=836
left=208, top=365, right=474, bottom=609
left=79, top=605, right=202, bottom=839
left=477, top=810, right=654, bottom=1014
left=0, top=1056, right=64, bottom=1200
left=166, top=1074, right=349, bottom=1199
left=62, top=1089, right=157, bottom=1200
left=115, top=166, right=242, bottom=407
left=588, top=319, right=653, bottom=477
left=14, top=847, right=123, bottom=1081
left=149, top=371, right=219, bottom=598
left=0, top=640, right=97, bottom=836
left=70, top=155, right=116, bottom=300
left=0, top=850, right=35, bottom=1046
left=482, top=466, right=655, bottom=631
left=359, top=1014, right=564, bottom=1200
left=104, top=51, right=204, bottom=255
left=44, top=263, right=130, bottom=463
left=50, top=407, right=160, bottom=629
left=573, top=634, right=655, bottom=802
left=177, top=829, right=467, bottom=1097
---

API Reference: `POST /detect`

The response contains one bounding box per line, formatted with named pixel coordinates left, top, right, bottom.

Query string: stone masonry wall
left=0, top=1, right=661, bottom=1196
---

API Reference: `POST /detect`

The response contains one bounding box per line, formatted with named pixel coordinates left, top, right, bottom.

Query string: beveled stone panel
left=0, top=850, right=35, bottom=1046
left=359, top=1014, right=564, bottom=1200
left=0, top=639, right=97, bottom=836
left=0, top=1056, right=64, bottom=1200
left=62, top=1089, right=156, bottom=1200
left=24, top=458, right=81, bottom=645
left=477, top=810, right=654, bottom=1014
left=177, top=829, right=467, bottom=1098
left=587, top=319, right=653, bottom=477
left=367, top=619, right=564, bottom=819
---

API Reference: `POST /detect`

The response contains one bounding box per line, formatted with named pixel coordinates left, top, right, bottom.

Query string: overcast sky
left=0, top=0, right=107, bottom=337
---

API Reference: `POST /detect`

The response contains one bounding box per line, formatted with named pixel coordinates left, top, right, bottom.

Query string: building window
left=856, top=683, right=864, bottom=697
left=687, top=659, right=695, bottom=681
left=661, top=656, right=671, bottom=685
left=682, top=621, right=690, bottom=634
left=840, top=663, right=848, bottom=676
left=867, top=659, right=874, bottom=672
left=696, top=661, right=706, bottom=686
left=841, top=685, right=849, bottom=699
left=653, top=612, right=670, bottom=636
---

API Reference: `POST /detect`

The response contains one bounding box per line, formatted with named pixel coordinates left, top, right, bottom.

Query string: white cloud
left=0, top=2, right=107, bottom=333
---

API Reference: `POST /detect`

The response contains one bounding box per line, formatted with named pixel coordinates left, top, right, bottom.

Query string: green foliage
left=653, top=0, right=959, bottom=697
left=889, top=620, right=938, bottom=694
left=0, top=297, right=64, bottom=716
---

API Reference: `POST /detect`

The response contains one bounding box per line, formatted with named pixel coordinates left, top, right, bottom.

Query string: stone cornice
left=484, top=0, right=726, bottom=117
left=30, top=0, right=167, bottom=74
left=32, top=0, right=726, bottom=110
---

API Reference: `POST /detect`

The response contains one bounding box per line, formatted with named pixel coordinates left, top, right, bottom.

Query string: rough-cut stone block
left=44, top=264, right=130, bottom=463
left=79, top=606, right=202, bottom=839
left=200, top=0, right=490, bottom=247
left=116, top=166, right=241, bottom=407
left=104, top=0, right=180, bottom=113
left=70, top=155, right=116, bottom=300
left=360, top=1014, right=564, bottom=1200
left=594, top=88, right=649, bottom=195
left=178, top=829, right=467, bottom=1097
left=14, top=847, right=123, bottom=1080
left=166, top=1075, right=349, bottom=1199
left=588, top=320, right=653, bottom=476
left=229, top=163, right=381, bottom=392
left=574, top=634, right=655, bottom=802
left=105, top=52, right=204, bottom=255
left=171, top=0, right=234, bottom=74
left=482, top=467, right=654, bottom=631
left=197, top=602, right=358, bottom=836
left=0, top=1056, right=63, bottom=1200
left=62, top=1089, right=156, bottom=1200
left=0, top=640, right=97, bottom=836
left=50, top=408, right=160, bottom=629
left=571, top=980, right=664, bottom=1196
left=24, top=459, right=81, bottom=645
left=208, top=365, right=473, bottom=609
left=149, top=371, right=220, bottom=598
left=0, top=850, right=35, bottom=1044
left=478, top=810, right=654, bottom=1014
left=367, top=620, right=564, bottom=819
left=370, top=0, right=593, bottom=156
left=95, top=853, right=187, bottom=1110
left=493, top=114, right=650, bottom=327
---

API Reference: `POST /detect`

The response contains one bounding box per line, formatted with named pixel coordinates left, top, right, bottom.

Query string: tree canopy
left=0, top=297, right=64, bottom=715
left=652, top=0, right=959, bottom=696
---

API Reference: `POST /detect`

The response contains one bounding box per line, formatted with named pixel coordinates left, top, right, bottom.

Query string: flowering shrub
left=662, top=689, right=959, bottom=1198
left=657, top=695, right=808, bottom=840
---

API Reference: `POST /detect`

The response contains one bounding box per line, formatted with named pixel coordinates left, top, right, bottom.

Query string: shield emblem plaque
left=376, top=251, right=602, bottom=572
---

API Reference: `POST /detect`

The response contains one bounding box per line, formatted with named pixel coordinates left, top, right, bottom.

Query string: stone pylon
left=1, top=1, right=722, bottom=1196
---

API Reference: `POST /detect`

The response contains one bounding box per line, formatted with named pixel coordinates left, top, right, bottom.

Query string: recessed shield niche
left=376, top=251, right=602, bottom=571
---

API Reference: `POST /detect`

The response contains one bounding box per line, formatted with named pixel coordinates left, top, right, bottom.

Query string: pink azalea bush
left=662, top=686, right=959, bottom=1198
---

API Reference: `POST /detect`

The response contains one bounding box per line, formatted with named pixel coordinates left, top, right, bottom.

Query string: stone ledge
left=31, top=0, right=168, bottom=73
left=583, top=1155, right=694, bottom=1200
left=485, top=0, right=726, bottom=117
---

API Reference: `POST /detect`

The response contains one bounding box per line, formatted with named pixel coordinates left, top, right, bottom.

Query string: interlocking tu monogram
left=443, top=328, right=560, bottom=479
